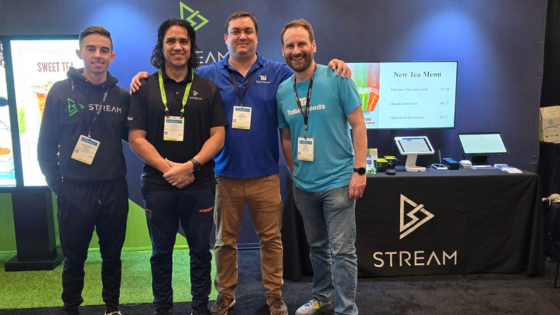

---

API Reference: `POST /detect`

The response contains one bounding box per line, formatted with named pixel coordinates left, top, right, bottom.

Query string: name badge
left=164, top=116, right=184, bottom=141
left=232, top=106, right=252, bottom=130
left=71, top=135, right=100, bottom=165
left=297, top=137, right=314, bottom=162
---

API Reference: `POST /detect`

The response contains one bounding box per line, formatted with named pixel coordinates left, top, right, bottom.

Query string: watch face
left=355, top=167, right=366, bottom=175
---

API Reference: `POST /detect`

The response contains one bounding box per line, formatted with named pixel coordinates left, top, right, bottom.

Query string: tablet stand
left=404, top=154, right=426, bottom=172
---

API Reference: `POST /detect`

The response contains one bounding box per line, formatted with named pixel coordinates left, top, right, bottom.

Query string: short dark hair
left=281, top=19, right=315, bottom=46
left=79, top=25, right=113, bottom=50
left=224, top=11, right=259, bottom=35
left=150, top=18, right=200, bottom=70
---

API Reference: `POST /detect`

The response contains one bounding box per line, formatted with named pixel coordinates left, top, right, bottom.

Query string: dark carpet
left=1, top=250, right=559, bottom=315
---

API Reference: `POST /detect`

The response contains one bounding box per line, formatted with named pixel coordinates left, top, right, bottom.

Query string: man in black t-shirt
left=127, top=19, right=227, bottom=315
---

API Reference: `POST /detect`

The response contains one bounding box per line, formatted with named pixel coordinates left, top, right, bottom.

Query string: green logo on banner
left=180, top=2, right=209, bottom=31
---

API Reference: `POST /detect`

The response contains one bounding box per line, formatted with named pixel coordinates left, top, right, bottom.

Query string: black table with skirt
left=282, top=168, right=544, bottom=280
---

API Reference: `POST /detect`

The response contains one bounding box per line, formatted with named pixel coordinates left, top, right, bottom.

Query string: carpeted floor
left=1, top=250, right=560, bottom=314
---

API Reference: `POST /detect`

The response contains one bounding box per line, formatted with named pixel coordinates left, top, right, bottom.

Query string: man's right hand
left=163, top=159, right=195, bottom=189
left=130, top=71, right=149, bottom=94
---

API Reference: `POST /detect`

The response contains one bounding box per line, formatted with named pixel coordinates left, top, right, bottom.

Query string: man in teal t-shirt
left=277, top=19, right=367, bottom=315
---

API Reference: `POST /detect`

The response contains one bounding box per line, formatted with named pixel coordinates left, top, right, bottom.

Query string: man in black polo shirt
left=127, top=18, right=227, bottom=315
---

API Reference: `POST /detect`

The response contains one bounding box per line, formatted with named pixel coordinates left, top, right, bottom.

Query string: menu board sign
left=348, top=62, right=457, bottom=129
left=0, top=40, right=16, bottom=187
left=10, top=39, right=81, bottom=187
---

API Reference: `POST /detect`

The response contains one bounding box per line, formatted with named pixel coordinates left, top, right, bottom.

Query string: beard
left=285, top=52, right=314, bottom=73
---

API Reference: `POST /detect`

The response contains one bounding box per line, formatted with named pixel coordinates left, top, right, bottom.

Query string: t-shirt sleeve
left=196, top=65, right=208, bottom=78
left=127, top=78, right=149, bottom=130
left=279, top=63, right=294, bottom=82
left=337, top=73, right=362, bottom=117
left=196, top=64, right=217, bottom=82
left=277, top=84, right=289, bottom=129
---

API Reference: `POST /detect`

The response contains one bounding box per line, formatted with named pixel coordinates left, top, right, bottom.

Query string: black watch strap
left=190, top=158, right=201, bottom=172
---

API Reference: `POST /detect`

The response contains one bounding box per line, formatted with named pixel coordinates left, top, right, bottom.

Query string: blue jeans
left=293, top=185, right=358, bottom=315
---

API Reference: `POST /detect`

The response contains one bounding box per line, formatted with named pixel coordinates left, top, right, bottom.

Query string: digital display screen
left=348, top=62, right=457, bottom=129
left=458, top=133, right=508, bottom=155
left=395, top=136, right=435, bottom=155
left=10, top=38, right=81, bottom=187
left=0, top=40, right=16, bottom=188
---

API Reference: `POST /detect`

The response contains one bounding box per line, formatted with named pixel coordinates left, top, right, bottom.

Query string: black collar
left=160, top=66, right=193, bottom=84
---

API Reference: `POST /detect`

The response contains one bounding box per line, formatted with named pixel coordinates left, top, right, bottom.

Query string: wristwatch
left=354, top=167, right=366, bottom=175
left=190, top=158, right=201, bottom=172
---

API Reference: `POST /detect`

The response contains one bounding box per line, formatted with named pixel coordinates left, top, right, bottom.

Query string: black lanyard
left=227, top=68, right=258, bottom=107
left=70, top=80, right=106, bottom=138
left=292, top=64, right=317, bottom=139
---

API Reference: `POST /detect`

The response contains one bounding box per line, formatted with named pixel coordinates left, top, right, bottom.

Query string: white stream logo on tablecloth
left=400, top=194, right=434, bottom=239
left=372, top=194, right=457, bottom=268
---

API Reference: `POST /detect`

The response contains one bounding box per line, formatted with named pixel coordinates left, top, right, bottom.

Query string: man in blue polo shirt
left=130, top=12, right=350, bottom=315
left=196, top=12, right=293, bottom=315
left=198, top=12, right=350, bottom=315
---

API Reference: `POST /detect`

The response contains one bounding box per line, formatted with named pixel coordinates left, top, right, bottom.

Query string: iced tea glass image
left=0, top=146, right=11, bottom=161
left=32, top=81, right=53, bottom=121
left=367, top=88, right=379, bottom=111
left=0, top=145, right=14, bottom=173
left=358, top=87, right=371, bottom=111
left=366, top=63, right=380, bottom=112
left=0, top=121, right=13, bottom=172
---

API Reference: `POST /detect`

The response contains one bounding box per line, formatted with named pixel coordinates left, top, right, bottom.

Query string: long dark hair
left=150, top=18, right=200, bottom=70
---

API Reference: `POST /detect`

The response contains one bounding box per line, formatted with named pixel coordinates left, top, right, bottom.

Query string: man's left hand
left=163, top=159, right=195, bottom=189
left=328, top=59, right=353, bottom=78
left=349, top=172, right=366, bottom=200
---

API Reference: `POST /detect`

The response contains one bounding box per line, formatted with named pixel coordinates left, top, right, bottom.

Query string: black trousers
left=143, top=187, right=215, bottom=311
left=57, top=178, right=129, bottom=315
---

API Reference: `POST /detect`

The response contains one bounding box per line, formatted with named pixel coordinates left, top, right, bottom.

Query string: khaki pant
left=214, top=175, right=284, bottom=298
